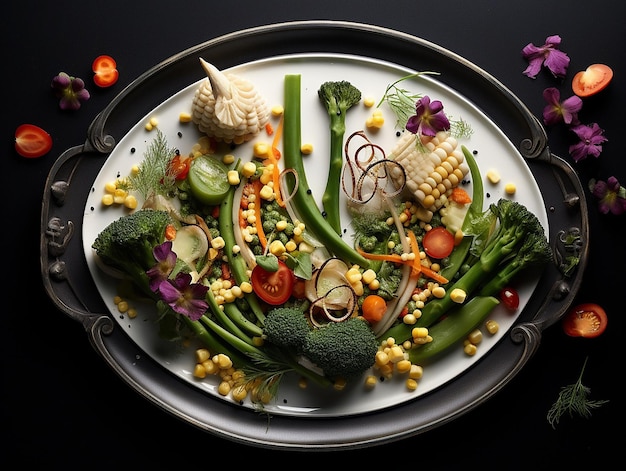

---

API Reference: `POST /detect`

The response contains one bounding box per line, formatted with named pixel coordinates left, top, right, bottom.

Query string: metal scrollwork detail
left=46, top=217, right=75, bottom=258
left=554, top=226, right=583, bottom=279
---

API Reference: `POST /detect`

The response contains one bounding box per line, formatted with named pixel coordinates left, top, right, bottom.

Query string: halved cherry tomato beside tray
left=562, top=302, right=608, bottom=338
left=15, top=124, right=52, bottom=158
left=92, top=55, right=119, bottom=88
left=572, top=64, right=613, bottom=97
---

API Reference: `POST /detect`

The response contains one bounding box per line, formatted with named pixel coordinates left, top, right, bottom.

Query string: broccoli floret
left=92, top=209, right=173, bottom=291
left=318, top=80, right=362, bottom=234
left=263, top=307, right=311, bottom=353
left=303, top=317, right=378, bottom=381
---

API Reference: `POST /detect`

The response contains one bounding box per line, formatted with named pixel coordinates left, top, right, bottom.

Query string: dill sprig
left=378, top=71, right=474, bottom=139
left=127, top=128, right=178, bottom=201
left=546, top=357, right=609, bottom=429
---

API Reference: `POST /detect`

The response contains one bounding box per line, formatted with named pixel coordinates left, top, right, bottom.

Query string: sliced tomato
left=15, top=124, right=52, bottom=158
left=499, top=287, right=520, bottom=311
left=562, top=303, right=608, bottom=338
left=422, top=226, right=455, bottom=259
left=250, top=260, right=295, bottom=305
left=167, top=154, right=191, bottom=180
left=92, top=55, right=119, bottom=88
left=572, top=64, right=613, bottom=97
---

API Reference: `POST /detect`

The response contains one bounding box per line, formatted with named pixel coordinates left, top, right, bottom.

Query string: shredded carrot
left=251, top=179, right=268, bottom=250
left=265, top=122, right=274, bottom=136
left=406, top=230, right=423, bottom=277
left=221, top=261, right=232, bottom=282
left=450, top=187, right=472, bottom=204
left=262, top=115, right=285, bottom=207
left=165, top=224, right=177, bottom=240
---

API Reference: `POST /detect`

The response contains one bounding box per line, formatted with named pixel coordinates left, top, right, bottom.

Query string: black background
left=4, top=0, right=624, bottom=467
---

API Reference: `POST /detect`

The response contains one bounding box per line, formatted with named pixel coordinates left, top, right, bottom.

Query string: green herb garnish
left=547, top=357, right=609, bottom=429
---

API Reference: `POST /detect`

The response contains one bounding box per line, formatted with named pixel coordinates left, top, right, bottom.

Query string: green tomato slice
left=187, top=155, right=231, bottom=205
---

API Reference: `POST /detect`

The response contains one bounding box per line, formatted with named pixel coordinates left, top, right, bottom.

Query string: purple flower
left=522, top=35, right=570, bottom=79
left=406, top=96, right=450, bottom=137
left=589, top=177, right=626, bottom=215
left=157, top=272, right=209, bottom=321
left=568, top=123, right=607, bottom=162
left=51, top=72, right=90, bottom=110
left=146, top=241, right=177, bottom=292
left=542, top=87, right=582, bottom=126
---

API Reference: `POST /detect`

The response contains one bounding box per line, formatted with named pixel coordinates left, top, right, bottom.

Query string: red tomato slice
left=15, top=124, right=52, bottom=158
left=422, top=226, right=455, bottom=259
left=250, top=260, right=295, bottom=305
left=167, top=154, right=191, bottom=180
left=562, top=303, right=608, bottom=338
left=92, top=55, right=119, bottom=88
left=572, top=64, right=613, bottom=97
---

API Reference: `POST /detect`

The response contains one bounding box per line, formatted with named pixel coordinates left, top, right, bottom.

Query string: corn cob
left=388, top=131, right=470, bottom=220
left=191, top=59, right=270, bottom=145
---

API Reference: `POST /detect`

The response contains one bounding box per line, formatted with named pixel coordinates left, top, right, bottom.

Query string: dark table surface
left=5, top=0, right=624, bottom=467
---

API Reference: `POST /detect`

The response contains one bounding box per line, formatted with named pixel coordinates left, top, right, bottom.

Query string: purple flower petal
left=158, top=272, right=209, bottom=321
left=569, top=123, right=607, bottom=162
left=522, top=35, right=570, bottom=79
left=590, top=177, right=626, bottom=215
left=542, top=87, right=582, bottom=126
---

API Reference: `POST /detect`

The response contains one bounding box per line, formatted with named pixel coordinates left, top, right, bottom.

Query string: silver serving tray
left=40, top=20, right=588, bottom=450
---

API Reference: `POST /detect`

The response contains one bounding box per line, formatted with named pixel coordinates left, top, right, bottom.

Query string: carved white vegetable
left=191, top=58, right=270, bottom=144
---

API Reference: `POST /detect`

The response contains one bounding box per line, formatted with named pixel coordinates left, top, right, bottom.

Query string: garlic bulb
left=191, top=58, right=270, bottom=144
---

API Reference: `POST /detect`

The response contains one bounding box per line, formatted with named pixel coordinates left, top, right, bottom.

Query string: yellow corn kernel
left=101, top=194, right=114, bottom=206
left=395, top=359, right=412, bottom=374
left=450, top=288, right=467, bottom=304
left=269, top=240, right=286, bottom=256
left=362, top=269, right=377, bottom=284
left=412, top=327, right=429, bottom=339
left=409, top=364, right=424, bottom=380
left=222, top=154, right=236, bottom=165
left=364, top=375, right=378, bottom=390
left=124, top=195, right=138, bottom=209
left=403, top=313, right=417, bottom=325
left=505, top=182, right=516, bottom=195
left=300, top=143, right=314, bottom=155
left=271, top=105, right=284, bottom=117
left=431, top=286, right=446, bottom=299
left=217, top=381, right=231, bottom=396
left=464, top=343, right=478, bottom=356
left=406, top=378, right=419, bottom=391
left=275, top=220, right=288, bottom=231
left=216, top=353, right=233, bottom=369
left=486, top=168, right=501, bottom=184
left=196, top=348, right=211, bottom=363
left=467, top=329, right=483, bottom=345
left=227, top=170, right=240, bottom=185
left=241, top=161, right=257, bottom=178
left=485, top=319, right=500, bottom=335
left=127, top=307, right=138, bottom=319
left=363, top=96, right=376, bottom=107
left=259, top=184, right=274, bottom=201
left=253, top=141, right=271, bottom=158
left=375, top=350, right=390, bottom=367
left=104, top=181, right=117, bottom=193
left=202, top=360, right=218, bottom=375
left=211, top=236, right=225, bottom=250
left=333, top=378, right=347, bottom=391
left=193, top=364, right=207, bottom=379
left=240, top=281, right=253, bottom=293
left=388, top=345, right=405, bottom=363
left=179, top=111, right=192, bottom=123
left=285, top=240, right=297, bottom=252
left=231, top=384, right=248, bottom=402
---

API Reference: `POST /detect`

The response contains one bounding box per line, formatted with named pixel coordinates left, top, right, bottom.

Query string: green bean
left=282, top=74, right=370, bottom=269
left=408, top=295, right=499, bottom=365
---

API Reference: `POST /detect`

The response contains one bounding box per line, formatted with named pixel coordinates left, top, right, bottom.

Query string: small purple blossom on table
left=589, top=176, right=626, bottom=215
left=542, top=87, right=582, bottom=126
left=406, top=96, right=450, bottom=137
left=568, top=123, right=607, bottom=162
left=51, top=72, right=90, bottom=110
left=522, top=35, right=570, bottom=79
left=157, top=272, right=209, bottom=321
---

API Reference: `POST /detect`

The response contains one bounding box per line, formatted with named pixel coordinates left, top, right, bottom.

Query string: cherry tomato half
left=562, top=303, right=608, bottom=338
left=92, top=55, right=119, bottom=88
left=15, top=124, right=53, bottom=158
left=572, top=64, right=613, bottom=97
left=167, top=154, right=191, bottom=180
left=499, top=287, right=520, bottom=311
left=422, top=226, right=455, bottom=259
left=250, top=260, right=295, bottom=305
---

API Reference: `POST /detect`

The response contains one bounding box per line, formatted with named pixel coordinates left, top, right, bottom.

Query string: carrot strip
left=251, top=179, right=268, bottom=250
left=450, top=187, right=472, bottom=204
left=406, top=230, right=423, bottom=277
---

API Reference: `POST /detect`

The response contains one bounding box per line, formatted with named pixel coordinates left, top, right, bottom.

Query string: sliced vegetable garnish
left=92, top=55, right=119, bottom=88
left=361, top=294, right=387, bottom=323
left=187, top=154, right=231, bottom=205
left=422, top=226, right=455, bottom=259
left=166, top=153, right=191, bottom=180
left=15, top=124, right=52, bottom=158
left=562, top=303, right=608, bottom=338
left=572, top=64, right=613, bottom=97
left=250, top=260, right=295, bottom=305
